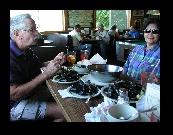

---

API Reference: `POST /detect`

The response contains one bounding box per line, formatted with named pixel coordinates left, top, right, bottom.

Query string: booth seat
left=31, top=45, right=68, bottom=62
left=30, top=33, right=73, bottom=63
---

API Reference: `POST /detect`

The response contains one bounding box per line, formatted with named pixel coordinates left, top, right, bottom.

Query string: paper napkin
left=58, top=87, right=75, bottom=98
left=77, top=59, right=92, bottom=66
left=89, top=53, right=107, bottom=64
left=84, top=97, right=114, bottom=122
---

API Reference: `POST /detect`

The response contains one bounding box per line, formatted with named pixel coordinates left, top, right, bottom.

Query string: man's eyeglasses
left=144, top=29, right=160, bottom=34
left=23, top=27, right=38, bottom=33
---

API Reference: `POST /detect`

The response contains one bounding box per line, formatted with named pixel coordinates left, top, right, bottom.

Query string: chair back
left=31, top=46, right=68, bottom=62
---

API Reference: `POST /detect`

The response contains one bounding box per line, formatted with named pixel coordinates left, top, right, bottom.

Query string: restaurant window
left=10, top=10, right=65, bottom=32
left=96, top=10, right=109, bottom=30
left=109, top=10, right=129, bottom=30
left=96, top=10, right=131, bottom=30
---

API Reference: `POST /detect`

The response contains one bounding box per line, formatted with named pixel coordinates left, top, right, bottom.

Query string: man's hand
left=54, top=52, right=66, bottom=65
left=44, top=60, right=61, bottom=78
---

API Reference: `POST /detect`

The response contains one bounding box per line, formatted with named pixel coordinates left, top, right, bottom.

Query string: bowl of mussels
left=52, top=68, right=80, bottom=84
left=101, top=80, right=144, bottom=103
left=67, top=80, right=101, bottom=99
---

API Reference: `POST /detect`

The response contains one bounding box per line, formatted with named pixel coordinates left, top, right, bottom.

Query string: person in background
left=108, top=25, right=122, bottom=39
left=120, top=17, right=160, bottom=85
left=107, top=25, right=122, bottom=60
left=10, top=13, right=67, bottom=122
left=91, top=24, right=110, bottom=60
left=69, top=24, right=92, bottom=58
left=128, top=26, right=140, bottom=38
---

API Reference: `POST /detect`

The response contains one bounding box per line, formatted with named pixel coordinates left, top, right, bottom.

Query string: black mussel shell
left=69, top=80, right=98, bottom=96
left=56, top=69, right=79, bottom=82
left=103, top=85, right=119, bottom=100
left=107, top=80, right=143, bottom=101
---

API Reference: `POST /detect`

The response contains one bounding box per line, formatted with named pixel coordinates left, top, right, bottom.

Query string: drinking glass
left=80, top=50, right=89, bottom=60
left=141, top=62, right=155, bottom=91
left=66, top=51, right=76, bottom=66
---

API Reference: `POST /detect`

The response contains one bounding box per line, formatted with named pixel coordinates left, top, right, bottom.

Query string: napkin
left=57, top=87, right=75, bottom=98
left=89, top=53, right=107, bottom=64
left=77, top=53, right=107, bottom=66
left=84, top=97, right=114, bottom=122
left=77, top=59, right=92, bottom=66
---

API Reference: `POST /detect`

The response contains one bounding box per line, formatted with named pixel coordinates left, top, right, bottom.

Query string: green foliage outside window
left=96, top=10, right=109, bottom=30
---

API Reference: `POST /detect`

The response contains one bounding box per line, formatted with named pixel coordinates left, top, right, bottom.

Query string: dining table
left=81, top=38, right=103, bottom=44
left=45, top=77, right=151, bottom=122
left=46, top=79, right=104, bottom=122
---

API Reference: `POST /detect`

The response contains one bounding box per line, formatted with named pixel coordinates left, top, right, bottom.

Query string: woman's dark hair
left=110, top=25, right=117, bottom=30
left=142, top=17, right=160, bottom=30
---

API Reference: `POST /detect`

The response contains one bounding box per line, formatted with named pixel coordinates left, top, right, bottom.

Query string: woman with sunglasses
left=119, top=17, right=160, bottom=85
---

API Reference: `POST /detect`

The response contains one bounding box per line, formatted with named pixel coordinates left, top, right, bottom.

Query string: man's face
left=76, top=27, right=81, bottom=32
left=18, top=18, right=39, bottom=47
left=97, top=26, right=103, bottom=31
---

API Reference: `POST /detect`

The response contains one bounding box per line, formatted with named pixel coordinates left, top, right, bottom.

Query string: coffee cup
left=105, top=104, right=139, bottom=122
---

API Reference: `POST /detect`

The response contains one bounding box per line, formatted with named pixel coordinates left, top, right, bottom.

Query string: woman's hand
left=153, top=76, right=160, bottom=85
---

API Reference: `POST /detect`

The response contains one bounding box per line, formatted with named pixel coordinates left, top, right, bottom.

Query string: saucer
left=99, top=113, right=109, bottom=122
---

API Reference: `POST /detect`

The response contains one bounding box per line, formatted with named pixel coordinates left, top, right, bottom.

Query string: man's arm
left=10, top=56, right=64, bottom=101
left=10, top=70, right=51, bottom=101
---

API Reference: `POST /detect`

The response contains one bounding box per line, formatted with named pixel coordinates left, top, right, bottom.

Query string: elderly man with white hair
left=91, top=24, right=110, bottom=60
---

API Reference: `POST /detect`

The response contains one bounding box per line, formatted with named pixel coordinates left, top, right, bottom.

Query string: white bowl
left=87, top=64, right=123, bottom=83
left=73, top=64, right=89, bottom=74
left=105, top=104, right=139, bottom=122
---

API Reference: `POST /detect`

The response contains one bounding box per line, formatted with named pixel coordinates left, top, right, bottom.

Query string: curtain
left=126, top=10, right=131, bottom=29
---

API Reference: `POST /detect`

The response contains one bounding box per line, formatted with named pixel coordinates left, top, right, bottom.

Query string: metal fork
left=85, top=94, right=93, bottom=103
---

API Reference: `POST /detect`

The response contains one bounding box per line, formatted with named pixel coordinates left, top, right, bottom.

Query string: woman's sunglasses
left=144, top=29, right=160, bottom=34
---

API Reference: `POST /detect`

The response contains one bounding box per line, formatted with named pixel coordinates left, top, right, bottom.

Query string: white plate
left=67, top=87, right=101, bottom=99
left=101, top=86, right=138, bottom=104
left=78, top=72, right=89, bottom=75
left=52, top=75, right=79, bottom=85
left=81, top=74, right=114, bottom=86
